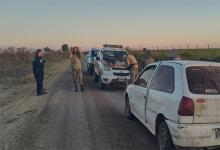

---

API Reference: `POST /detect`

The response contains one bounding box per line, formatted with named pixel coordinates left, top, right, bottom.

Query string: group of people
left=32, top=46, right=142, bottom=95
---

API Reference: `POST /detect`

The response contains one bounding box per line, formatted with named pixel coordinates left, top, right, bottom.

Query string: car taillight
left=178, top=96, right=194, bottom=116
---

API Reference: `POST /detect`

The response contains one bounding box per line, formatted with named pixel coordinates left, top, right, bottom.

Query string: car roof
left=162, top=60, right=220, bottom=67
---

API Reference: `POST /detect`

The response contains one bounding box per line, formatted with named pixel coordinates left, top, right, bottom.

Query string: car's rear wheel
left=125, top=96, right=134, bottom=120
left=98, top=76, right=105, bottom=90
left=157, top=122, right=175, bottom=150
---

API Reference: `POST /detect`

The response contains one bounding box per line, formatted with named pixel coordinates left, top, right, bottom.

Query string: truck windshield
left=103, top=50, right=127, bottom=60
left=91, top=51, right=97, bottom=57
left=186, top=66, right=220, bottom=94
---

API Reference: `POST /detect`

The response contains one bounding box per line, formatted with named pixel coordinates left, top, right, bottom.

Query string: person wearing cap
left=70, top=46, right=84, bottom=92
left=127, top=54, right=139, bottom=79
left=32, top=49, right=47, bottom=96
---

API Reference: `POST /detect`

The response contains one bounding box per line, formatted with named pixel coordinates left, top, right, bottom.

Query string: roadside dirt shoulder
left=0, top=60, right=69, bottom=150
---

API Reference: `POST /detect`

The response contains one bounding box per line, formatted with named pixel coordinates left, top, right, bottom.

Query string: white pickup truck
left=125, top=61, right=220, bottom=150
left=94, top=47, right=130, bottom=89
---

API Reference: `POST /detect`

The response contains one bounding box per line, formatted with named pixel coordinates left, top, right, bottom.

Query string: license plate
left=118, top=77, right=125, bottom=82
left=216, top=129, right=220, bottom=139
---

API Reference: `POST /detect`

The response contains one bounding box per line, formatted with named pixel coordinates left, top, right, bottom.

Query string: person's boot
left=37, top=91, right=46, bottom=96
left=80, top=84, right=84, bottom=91
left=75, top=85, right=78, bottom=92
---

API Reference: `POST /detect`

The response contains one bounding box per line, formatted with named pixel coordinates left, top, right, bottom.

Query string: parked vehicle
left=86, top=48, right=98, bottom=76
left=94, top=45, right=130, bottom=89
left=125, top=60, right=220, bottom=150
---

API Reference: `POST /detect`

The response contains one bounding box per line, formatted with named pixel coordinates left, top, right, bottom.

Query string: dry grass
left=0, top=51, right=69, bottom=90
left=128, top=48, right=220, bottom=70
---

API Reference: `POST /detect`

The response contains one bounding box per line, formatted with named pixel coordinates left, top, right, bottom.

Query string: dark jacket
left=32, top=55, right=44, bottom=76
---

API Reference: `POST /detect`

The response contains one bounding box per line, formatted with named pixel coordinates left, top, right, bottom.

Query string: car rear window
left=186, top=66, right=220, bottom=94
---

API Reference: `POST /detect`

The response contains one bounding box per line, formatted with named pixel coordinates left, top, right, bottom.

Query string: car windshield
left=186, top=66, right=220, bottom=94
left=103, top=50, right=127, bottom=60
left=91, top=51, right=97, bottom=57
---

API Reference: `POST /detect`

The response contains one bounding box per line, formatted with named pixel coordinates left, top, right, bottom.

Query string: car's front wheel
left=157, top=122, right=175, bottom=150
left=125, top=96, right=134, bottom=120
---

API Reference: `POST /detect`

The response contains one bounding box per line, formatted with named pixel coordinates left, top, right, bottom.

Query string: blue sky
left=0, top=0, right=219, bottom=49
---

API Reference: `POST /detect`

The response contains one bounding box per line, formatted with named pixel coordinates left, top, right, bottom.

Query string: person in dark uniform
left=41, top=50, right=46, bottom=91
left=32, top=49, right=47, bottom=96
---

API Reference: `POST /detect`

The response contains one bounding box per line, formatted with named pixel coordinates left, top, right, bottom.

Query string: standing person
left=32, top=49, right=47, bottom=96
left=41, top=50, right=46, bottom=91
left=70, top=46, right=84, bottom=92
left=127, top=54, right=139, bottom=79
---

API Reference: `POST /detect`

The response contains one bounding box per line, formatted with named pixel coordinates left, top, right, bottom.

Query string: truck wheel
left=125, top=97, right=134, bottom=120
left=157, top=122, right=175, bottom=150
left=98, top=76, right=105, bottom=90
left=94, top=73, right=99, bottom=82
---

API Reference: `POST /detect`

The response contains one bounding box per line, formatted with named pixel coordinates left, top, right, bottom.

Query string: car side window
left=151, top=65, right=174, bottom=93
left=136, top=66, right=156, bottom=88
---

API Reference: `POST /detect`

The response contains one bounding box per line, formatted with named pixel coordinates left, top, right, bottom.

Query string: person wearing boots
left=32, top=49, right=47, bottom=96
left=70, top=46, right=84, bottom=92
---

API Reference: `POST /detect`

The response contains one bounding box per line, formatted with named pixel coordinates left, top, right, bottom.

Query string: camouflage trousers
left=131, top=64, right=139, bottom=79
left=72, top=69, right=83, bottom=86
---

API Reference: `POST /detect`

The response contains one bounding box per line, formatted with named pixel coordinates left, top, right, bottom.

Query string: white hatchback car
left=125, top=61, right=220, bottom=150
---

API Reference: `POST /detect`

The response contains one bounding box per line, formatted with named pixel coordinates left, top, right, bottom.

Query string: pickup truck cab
left=94, top=47, right=130, bottom=89
left=125, top=61, right=220, bottom=150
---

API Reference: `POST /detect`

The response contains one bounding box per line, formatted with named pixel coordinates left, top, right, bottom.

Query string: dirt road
left=3, top=60, right=159, bottom=150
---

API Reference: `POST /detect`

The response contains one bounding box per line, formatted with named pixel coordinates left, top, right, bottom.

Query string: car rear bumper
left=167, top=120, right=220, bottom=148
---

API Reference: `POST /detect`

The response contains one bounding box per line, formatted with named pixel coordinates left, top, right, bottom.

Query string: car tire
left=98, top=76, right=105, bottom=90
left=125, top=97, right=134, bottom=120
left=157, top=121, right=175, bottom=150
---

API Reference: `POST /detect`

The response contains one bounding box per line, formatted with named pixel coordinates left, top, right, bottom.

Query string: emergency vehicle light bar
left=103, top=44, right=123, bottom=49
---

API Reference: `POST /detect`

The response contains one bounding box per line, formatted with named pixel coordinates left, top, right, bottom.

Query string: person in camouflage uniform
left=127, top=54, right=139, bottom=79
left=70, top=46, right=84, bottom=92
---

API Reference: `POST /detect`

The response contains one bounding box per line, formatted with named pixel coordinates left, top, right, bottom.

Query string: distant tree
left=62, top=44, right=69, bottom=52
left=142, top=48, right=147, bottom=52
left=44, top=47, right=53, bottom=52
left=8, top=47, right=15, bottom=53
left=17, top=47, right=26, bottom=53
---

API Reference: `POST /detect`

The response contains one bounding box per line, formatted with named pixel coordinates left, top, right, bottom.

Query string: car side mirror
left=96, top=57, right=100, bottom=61
left=133, top=79, right=140, bottom=85
left=126, top=78, right=133, bottom=85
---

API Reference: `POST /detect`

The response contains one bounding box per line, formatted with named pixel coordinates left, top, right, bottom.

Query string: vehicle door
left=146, top=64, right=177, bottom=132
left=132, top=65, right=157, bottom=121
